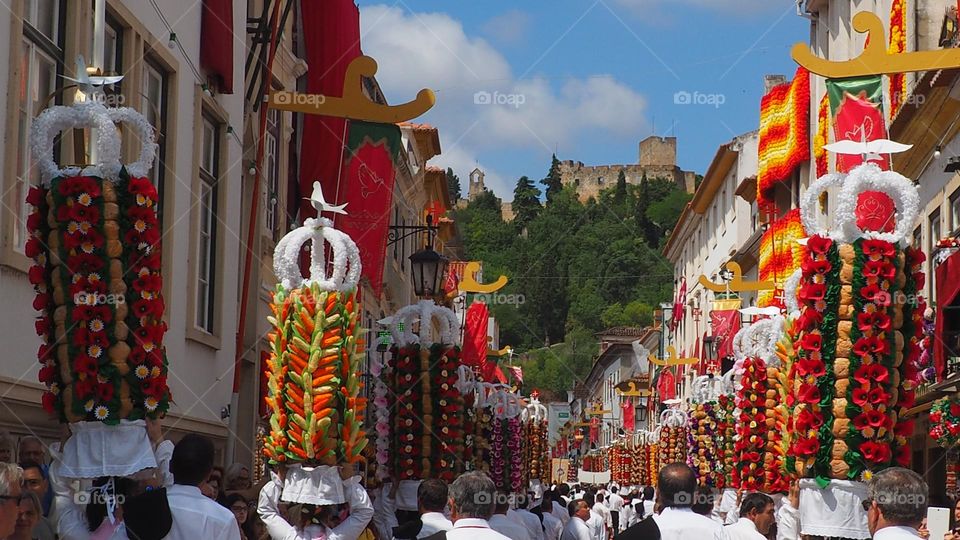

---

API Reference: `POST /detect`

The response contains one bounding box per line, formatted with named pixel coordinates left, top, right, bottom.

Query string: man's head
left=224, top=462, right=251, bottom=490
left=642, top=486, right=654, bottom=500
left=448, top=472, right=496, bottom=521
left=17, top=438, right=43, bottom=465
left=657, top=463, right=696, bottom=509
left=418, top=479, right=448, bottom=514
left=740, top=492, right=775, bottom=534
left=18, top=461, right=47, bottom=502
left=692, top=488, right=715, bottom=517
left=865, top=467, right=928, bottom=535
left=0, top=462, right=23, bottom=538
left=568, top=499, right=590, bottom=521
left=610, top=486, right=618, bottom=495
left=559, top=484, right=570, bottom=497
left=0, top=432, right=13, bottom=464
left=14, top=491, right=40, bottom=539
left=170, top=434, right=215, bottom=487
left=582, top=491, right=595, bottom=506
left=493, top=491, right=510, bottom=515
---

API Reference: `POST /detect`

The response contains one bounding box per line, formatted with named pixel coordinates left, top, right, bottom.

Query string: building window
left=914, top=226, right=922, bottom=251
left=265, top=108, right=280, bottom=239
left=597, top=177, right=604, bottom=185
left=930, top=210, right=942, bottom=254
left=103, top=15, right=122, bottom=75
left=15, top=0, right=64, bottom=252
left=574, top=178, right=580, bottom=187
left=196, top=116, right=220, bottom=334
left=141, top=58, right=168, bottom=219
left=951, top=188, right=960, bottom=234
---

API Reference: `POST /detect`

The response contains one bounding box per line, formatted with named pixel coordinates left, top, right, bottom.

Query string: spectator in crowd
left=203, top=466, right=225, bottom=502
left=9, top=491, right=42, bottom=540
left=168, top=434, right=241, bottom=540
left=583, top=492, right=607, bottom=540
left=17, top=438, right=45, bottom=467
left=652, top=463, right=726, bottom=540
left=442, top=472, right=510, bottom=540
left=490, top=491, right=530, bottom=540
left=392, top=478, right=452, bottom=539
left=0, top=432, right=14, bottom=464
left=552, top=489, right=570, bottom=526
left=540, top=495, right=563, bottom=540
left=642, top=487, right=655, bottom=519
left=0, top=463, right=24, bottom=539
left=223, top=492, right=256, bottom=540
left=865, top=467, right=928, bottom=540
left=225, top=463, right=252, bottom=492
left=560, top=500, right=591, bottom=540
left=724, top=493, right=774, bottom=540
left=608, top=486, right=624, bottom=535
left=17, top=462, right=53, bottom=540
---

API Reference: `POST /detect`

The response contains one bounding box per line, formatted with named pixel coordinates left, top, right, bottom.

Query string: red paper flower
left=792, top=436, right=820, bottom=456
left=853, top=336, right=888, bottom=357
left=807, top=235, right=832, bottom=255
left=794, top=408, right=823, bottom=431
left=798, top=383, right=821, bottom=404
left=857, top=311, right=892, bottom=333
left=74, top=355, right=98, bottom=376
left=26, top=187, right=45, bottom=207
left=863, top=260, right=896, bottom=280
left=907, top=248, right=925, bottom=268
left=895, top=420, right=915, bottom=438
left=799, top=283, right=827, bottom=302
left=861, top=239, right=895, bottom=259
left=41, top=392, right=56, bottom=414
left=26, top=212, right=42, bottom=232
left=28, top=265, right=45, bottom=285
left=95, top=383, right=114, bottom=402
left=74, top=378, right=95, bottom=399
left=801, top=258, right=831, bottom=275
left=895, top=444, right=910, bottom=466
left=32, top=293, right=50, bottom=311
left=70, top=204, right=100, bottom=224
left=860, top=441, right=892, bottom=464
left=69, top=253, right=105, bottom=272
left=24, top=238, right=42, bottom=259
left=38, top=344, right=53, bottom=362
left=854, top=364, right=889, bottom=385
left=860, top=284, right=891, bottom=306
left=914, top=273, right=925, bottom=290
left=128, top=178, right=158, bottom=200
left=899, top=388, right=916, bottom=409
left=798, top=333, right=823, bottom=352
left=38, top=365, right=55, bottom=384
left=867, top=387, right=891, bottom=405
left=35, top=317, right=50, bottom=337
left=852, top=387, right=869, bottom=407
left=796, top=358, right=826, bottom=378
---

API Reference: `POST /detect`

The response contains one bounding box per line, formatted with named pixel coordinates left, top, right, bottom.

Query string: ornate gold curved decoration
left=459, top=261, right=508, bottom=294
left=649, top=346, right=699, bottom=367
left=698, top=261, right=774, bottom=292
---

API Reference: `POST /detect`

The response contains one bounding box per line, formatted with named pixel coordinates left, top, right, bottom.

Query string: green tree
left=541, top=154, right=563, bottom=203
left=446, top=167, right=462, bottom=201
left=647, top=188, right=692, bottom=237
left=615, top=168, right=627, bottom=204
left=511, top=176, right=541, bottom=232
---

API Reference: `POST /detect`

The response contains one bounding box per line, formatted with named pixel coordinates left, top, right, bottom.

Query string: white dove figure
left=824, top=138, right=912, bottom=161
left=61, top=55, right=123, bottom=96
left=306, top=181, right=348, bottom=215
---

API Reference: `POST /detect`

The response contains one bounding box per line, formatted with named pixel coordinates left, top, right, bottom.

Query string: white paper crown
left=800, top=163, right=920, bottom=247
left=30, top=101, right=157, bottom=185
left=522, top=397, right=547, bottom=422
left=273, top=183, right=361, bottom=291
left=389, top=300, right=459, bottom=347
left=659, top=408, right=688, bottom=428
left=731, top=316, right=783, bottom=367
left=280, top=464, right=346, bottom=506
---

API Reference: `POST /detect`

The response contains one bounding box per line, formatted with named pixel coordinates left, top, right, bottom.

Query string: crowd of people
left=0, top=427, right=947, bottom=540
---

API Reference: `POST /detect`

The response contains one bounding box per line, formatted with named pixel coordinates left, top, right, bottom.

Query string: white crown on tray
left=389, top=300, right=459, bottom=347
left=273, top=182, right=361, bottom=291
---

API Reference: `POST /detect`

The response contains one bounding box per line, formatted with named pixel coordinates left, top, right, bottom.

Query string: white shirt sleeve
left=257, top=477, right=305, bottom=540
left=153, top=440, right=175, bottom=488
left=775, top=500, right=800, bottom=540
left=329, top=476, right=374, bottom=540
left=48, top=456, right=91, bottom=540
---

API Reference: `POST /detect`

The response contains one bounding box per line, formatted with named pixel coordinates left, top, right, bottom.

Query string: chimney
left=763, top=74, right=787, bottom=95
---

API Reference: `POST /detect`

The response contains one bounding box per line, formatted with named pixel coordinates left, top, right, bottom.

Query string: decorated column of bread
left=631, top=432, right=649, bottom=486
left=522, top=392, right=549, bottom=496
left=657, top=409, right=687, bottom=467
left=780, top=164, right=923, bottom=539
left=647, top=430, right=660, bottom=486
left=261, top=183, right=366, bottom=505
left=485, top=386, right=525, bottom=493
left=28, top=95, right=169, bottom=478
left=388, top=300, right=464, bottom=508
left=930, top=397, right=960, bottom=497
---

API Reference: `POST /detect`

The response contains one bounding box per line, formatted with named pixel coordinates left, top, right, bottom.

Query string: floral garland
left=931, top=397, right=960, bottom=448
left=759, top=209, right=807, bottom=307
left=814, top=94, right=830, bottom=177
left=29, top=174, right=171, bottom=424
left=734, top=356, right=769, bottom=491
left=717, top=394, right=737, bottom=488
left=843, top=239, right=901, bottom=478
left=484, top=416, right=524, bottom=493
left=658, top=426, right=686, bottom=467
left=786, top=235, right=840, bottom=483
left=888, top=0, right=907, bottom=120
left=372, top=350, right=391, bottom=480
left=757, top=67, right=811, bottom=208
left=688, top=402, right=720, bottom=488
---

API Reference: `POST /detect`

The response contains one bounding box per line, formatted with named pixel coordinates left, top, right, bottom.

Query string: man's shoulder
left=167, top=489, right=233, bottom=522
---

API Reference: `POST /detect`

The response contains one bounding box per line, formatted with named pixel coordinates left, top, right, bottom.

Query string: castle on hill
left=460, top=136, right=697, bottom=221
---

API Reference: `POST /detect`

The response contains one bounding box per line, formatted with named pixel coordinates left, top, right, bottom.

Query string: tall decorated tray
left=28, top=96, right=169, bottom=478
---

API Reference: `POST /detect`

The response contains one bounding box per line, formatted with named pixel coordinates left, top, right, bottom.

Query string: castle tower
left=468, top=167, right=485, bottom=199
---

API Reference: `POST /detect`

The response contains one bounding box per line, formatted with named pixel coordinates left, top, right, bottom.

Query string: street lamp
left=409, top=244, right=448, bottom=298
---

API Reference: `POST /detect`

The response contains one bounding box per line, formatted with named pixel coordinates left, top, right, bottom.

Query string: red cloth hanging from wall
left=657, top=367, right=676, bottom=402
left=935, top=251, right=960, bottom=379
left=199, top=0, right=234, bottom=93
left=461, top=302, right=489, bottom=368
left=711, top=309, right=741, bottom=360
left=622, top=398, right=635, bottom=432
left=298, top=1, right=361, bottom=223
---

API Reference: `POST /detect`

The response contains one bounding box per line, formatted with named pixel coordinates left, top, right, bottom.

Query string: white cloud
left=360, top=5, right=649, bottom=198
left=613, top=0, right=779, bottom=13
left=481, top=9, right=531, bottom=46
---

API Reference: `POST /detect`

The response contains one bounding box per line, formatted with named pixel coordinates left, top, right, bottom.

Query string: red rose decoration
left=807, top=235, right=832, bottom=255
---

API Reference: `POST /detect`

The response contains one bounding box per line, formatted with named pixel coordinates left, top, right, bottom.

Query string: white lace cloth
left=798, top=478, right=870, bottom=539
left=58, top=420, right=157, bottom=479
left=280, top=464, right=346, bottom=505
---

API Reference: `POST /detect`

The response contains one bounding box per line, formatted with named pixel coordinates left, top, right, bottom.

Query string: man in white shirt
left=592, top=491, right=612, bottom=539
left=724, top=493, right=774, bottom=540
left=652, top=463, right=727, bottom=540
left=560, top=499, right=592, bottom=540
left=607, top=486, right=624, bottom=534
left=619, top=495, right=634, bottom=532
left=641, top=487, right=655, bottom=519
left=491, top=496, right=531, bottom=540
left=393, top=479, right=453, bottom=539
left=443, top=472, right=511, bottom=540
left=865, top=467, right=928, bottom=540
left=166, top=434, right=241, bottom=540
left=540, top=497, right=563, bottom=540
left=508, top=498, right=543, bottom=540
left=552, top=489, right=570, bottom=526
left=584, top=492, right=608, bottom=540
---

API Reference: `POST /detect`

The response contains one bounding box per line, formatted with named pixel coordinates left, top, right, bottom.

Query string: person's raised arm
left=257, top=470, right=304, bottom=540
left=329, top=469, right=374, bottom=540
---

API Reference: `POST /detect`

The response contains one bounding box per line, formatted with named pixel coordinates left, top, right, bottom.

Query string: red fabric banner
left=461, top=302, right=489, bottom=368
left=622, top=398, right=635, bottom=432
left=507, top=365, right=523, bottom=385
left=199, top=0, right=234, bottom=93
left=444, top=261, right=468, bottom=296
left=589, top=417, right=599, bottom=444
left=671, top=278, right=686, bottom=332
left=338, top=122, right=401, bottom=297
left=657, top=367, right=676, bottom=402
left=936, top=250, right=960, bottom=379
left=826, top=77, right=889, bottom=173
left=298, top=1, right=361, bottom=223
left=710, top=309, right=741, bottom=360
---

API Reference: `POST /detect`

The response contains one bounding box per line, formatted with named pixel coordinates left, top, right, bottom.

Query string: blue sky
left=357, top=0, right=808, bottom=198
